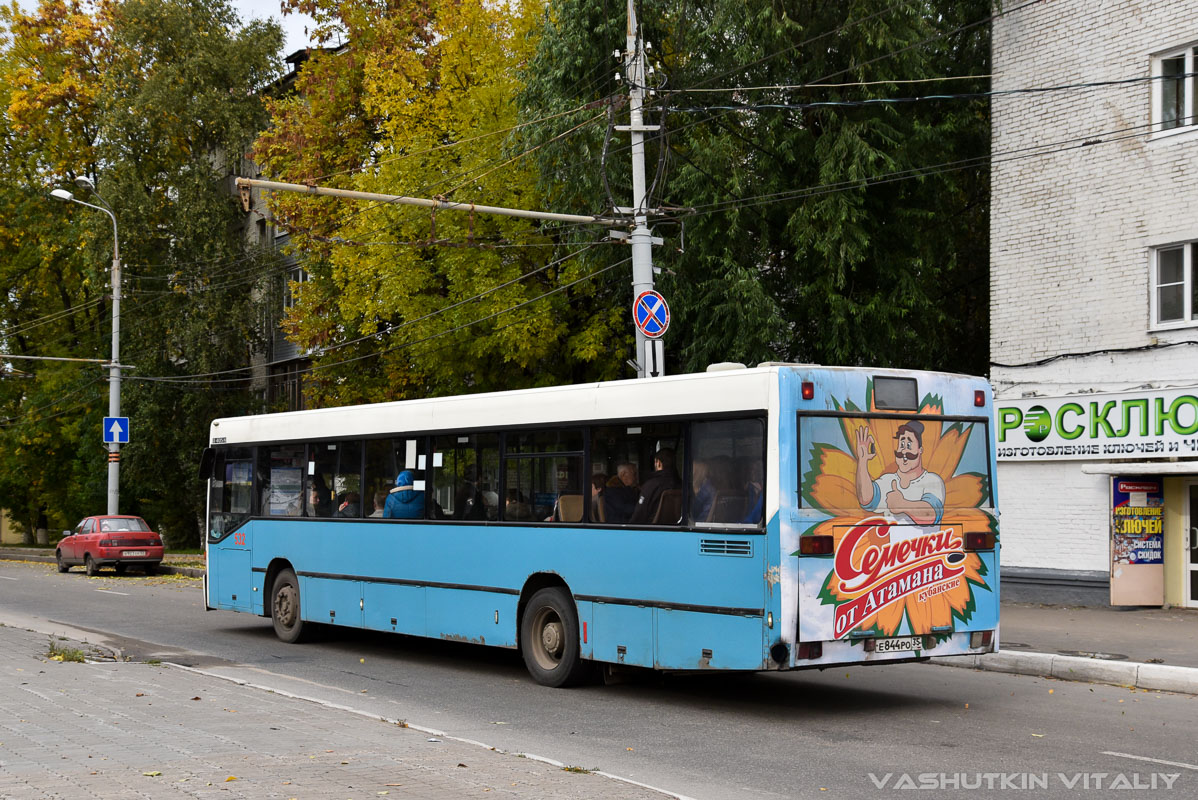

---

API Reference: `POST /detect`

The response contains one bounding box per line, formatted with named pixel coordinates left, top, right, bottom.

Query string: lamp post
left=51, top=178, right=122, bottom=515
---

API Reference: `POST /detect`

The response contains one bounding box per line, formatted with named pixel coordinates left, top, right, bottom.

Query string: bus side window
left=690, top=418, right=765, bottom=526
left=591, top=423, right=684, bottom=525
left=365, top=438, right=431, bottom=520
left=433, top=433, right=499, bottom=521
left=307, top=444, right=339, bottom=518
left=258, top=444, right=304, bottom=517
left=504, top=429, right=583, bottom=523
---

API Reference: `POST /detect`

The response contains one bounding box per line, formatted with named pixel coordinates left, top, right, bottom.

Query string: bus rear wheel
left=520, top=587, right=588, bottom=687
left=271, top=568, right=310, bottom=643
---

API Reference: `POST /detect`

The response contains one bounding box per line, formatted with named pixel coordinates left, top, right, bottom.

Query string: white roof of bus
left=207, top=364, right=981, bottom=445
left=210, top=366, right=785, bottom=445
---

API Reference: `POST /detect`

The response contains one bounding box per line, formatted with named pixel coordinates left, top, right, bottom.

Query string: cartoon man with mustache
left=853, top=420, right=945, bottom=526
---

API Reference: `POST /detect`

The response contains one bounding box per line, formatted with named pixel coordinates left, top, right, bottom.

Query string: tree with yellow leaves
left=258, top=0, right=627, bottom=406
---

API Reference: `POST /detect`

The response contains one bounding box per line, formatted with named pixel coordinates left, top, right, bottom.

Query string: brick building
left=991, top=0, right=1198, bottom=606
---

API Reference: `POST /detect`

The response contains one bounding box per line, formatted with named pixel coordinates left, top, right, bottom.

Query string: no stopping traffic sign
left=633, top=290, right=670, bottom=339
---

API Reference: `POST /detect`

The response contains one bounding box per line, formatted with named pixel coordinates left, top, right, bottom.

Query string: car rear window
left=100, top=518, right=149, bottom=532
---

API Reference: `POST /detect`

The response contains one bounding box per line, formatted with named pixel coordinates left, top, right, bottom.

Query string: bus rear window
left=799, top=414, right=994, bottom=515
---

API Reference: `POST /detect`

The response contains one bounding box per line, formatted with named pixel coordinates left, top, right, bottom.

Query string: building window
left=1151, top=244, right=1198, bottom=328
left=1153, top=45, right=1196, bottom=133
left=283, top=266, right=307, bottom=310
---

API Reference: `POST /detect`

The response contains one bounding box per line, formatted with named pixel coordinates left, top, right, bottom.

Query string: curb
left=931, top=651, right=1198, bottom=694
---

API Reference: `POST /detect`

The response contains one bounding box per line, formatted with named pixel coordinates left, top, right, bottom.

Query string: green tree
left=520, top=0, right=991, bottom=376
left=258, top=0, right=626, bottom=408
left=0, top=0, right=284, bottom=545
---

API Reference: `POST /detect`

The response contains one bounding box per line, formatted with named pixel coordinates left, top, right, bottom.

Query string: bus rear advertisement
left=202, top=364, right=999, bottom=686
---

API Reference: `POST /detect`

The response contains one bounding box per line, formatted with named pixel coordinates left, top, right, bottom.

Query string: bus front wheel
left=520, top=587, right=587, bottom=687
left=271, top=568, right=310, bottom=643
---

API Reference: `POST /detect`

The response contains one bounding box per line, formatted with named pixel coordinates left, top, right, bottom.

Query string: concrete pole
left=625, top=0, right=662, bottom=378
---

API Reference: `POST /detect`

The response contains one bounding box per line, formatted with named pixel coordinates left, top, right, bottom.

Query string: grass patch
left=144, top=658, right=162, bottom=666
left=562, top=766, right=595, bottom=774
left=47, top=638, right=86, bottom=663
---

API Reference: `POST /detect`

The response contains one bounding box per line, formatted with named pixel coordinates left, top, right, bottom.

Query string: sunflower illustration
left=799, top=386, right=995, bottom=638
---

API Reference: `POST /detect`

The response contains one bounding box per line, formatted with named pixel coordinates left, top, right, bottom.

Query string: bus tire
left=271, top=568, right=310, bottom=644
left=520, top=587, right=587, bottom=687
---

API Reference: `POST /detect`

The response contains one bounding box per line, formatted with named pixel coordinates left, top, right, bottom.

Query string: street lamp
left=51, top=178, right=123, bottom=516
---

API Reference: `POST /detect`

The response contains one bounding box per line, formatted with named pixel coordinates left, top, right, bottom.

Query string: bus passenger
left=630, top=448, right=681, bottom=524
left=369, top=491, right=386, bottom=518
left=604, top=462, right=639, bottom=523
left=336, top=491, right=361, bottom=518
left=384, top=470, right=425, bottom=519
left=590, top=473, right=607, bottom=521
left=453, top=466, right=487, bottom=520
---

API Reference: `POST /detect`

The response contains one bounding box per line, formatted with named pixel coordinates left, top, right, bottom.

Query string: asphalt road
left=1, top=558, right=1195, bottom=799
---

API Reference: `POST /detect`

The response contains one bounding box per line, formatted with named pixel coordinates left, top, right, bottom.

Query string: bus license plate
left=123, top=550, right=146, bottom=557
left=875, top=636, right=922, bottom=653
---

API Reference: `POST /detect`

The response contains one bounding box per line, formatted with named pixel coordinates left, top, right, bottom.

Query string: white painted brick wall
left=991, top=1, right=1198, bottom=576
left=997, top=461, right=1111, bottom=572
left=991, top=0, right=1198, bottom=369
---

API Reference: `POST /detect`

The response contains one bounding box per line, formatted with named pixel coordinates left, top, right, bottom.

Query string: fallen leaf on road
left=490, top=721, right=507, bottom=725
left=136, top=693, right=144, bottom=697
left=1048, top=689, right=1054, bottom=695
left=1031, top=734, right=1044, bottom=738
left=457, top=763, right=467, bottom=768
left=225, top=776, right=238, bottom=782
left=190, top=697, right=201, bottom=701
left=143, top=771, right=161, bottom=777
left=626, top=748, right=633, bottom=751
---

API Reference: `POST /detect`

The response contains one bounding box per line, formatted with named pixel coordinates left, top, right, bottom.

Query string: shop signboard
left=1110, top=476, right=1164, bottom=606
left=997, top=388, right=1198, bottom=461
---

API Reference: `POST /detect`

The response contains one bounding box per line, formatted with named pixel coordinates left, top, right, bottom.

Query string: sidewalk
left=0, top=623, right=671, bottom=800
left=933, top=601, right=1198, bottom=694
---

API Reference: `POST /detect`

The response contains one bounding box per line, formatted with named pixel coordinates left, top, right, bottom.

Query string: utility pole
left=618, top=0, right=666, bottom=379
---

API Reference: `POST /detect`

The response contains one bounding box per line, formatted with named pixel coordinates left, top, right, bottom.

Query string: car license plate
left=123, top=550, right=146, bottom=557
left=875, top=636, right=922, bottom=653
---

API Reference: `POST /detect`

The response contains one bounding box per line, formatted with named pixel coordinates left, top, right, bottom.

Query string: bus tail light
left=964, top=532, right=996, bottom=551
left=970, top=630, right=994, bottom=648
left=797, top=642, right=822, bottom=660
left=801, top=381, right=814, bottom=400
left=799, top=535, right=833, bottom=555
left=974, top=390, right=986, bottom=407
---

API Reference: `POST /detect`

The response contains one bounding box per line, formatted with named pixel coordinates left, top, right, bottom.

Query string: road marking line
left=1102, top=751, right=1198, bottom=771
left=96, top=589, right=129, bottom=596
left=0, top=576, right=17, bottom=581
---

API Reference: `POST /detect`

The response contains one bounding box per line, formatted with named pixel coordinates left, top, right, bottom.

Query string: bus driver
left=853, top=420, right=945, bottom=526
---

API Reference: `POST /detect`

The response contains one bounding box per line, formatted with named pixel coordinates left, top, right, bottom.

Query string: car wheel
left=114, top=564, right=126, bottom=576
left=85, top=555, right=98, bottom=577
left=56, top=551, right=69, bottom=573
left=271, top=568, right=310, bottom=643
left=520, top=587, right=588, bottom=687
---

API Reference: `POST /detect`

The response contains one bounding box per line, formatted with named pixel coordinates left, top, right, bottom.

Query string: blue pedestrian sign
left=633, top=290, right=670, bottom=339
left=103, top=417, right=130, bottom=444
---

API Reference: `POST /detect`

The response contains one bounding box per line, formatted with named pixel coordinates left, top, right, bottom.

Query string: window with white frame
left=283, top=265, right=307, bottom=311
left=1153, top=45, right=1196, bottom=133
left=1152, top=244, right=1197, bottom=327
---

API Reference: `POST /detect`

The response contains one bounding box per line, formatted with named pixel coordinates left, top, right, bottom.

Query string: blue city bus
left=202, top=364, right=999, bottom=686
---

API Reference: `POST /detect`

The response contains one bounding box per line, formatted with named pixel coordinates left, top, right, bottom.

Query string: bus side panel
left=301, top=576, right=364, bottom=628
left=209, top=544, right=252, bottom=612
left=426, top=588, right=518, bottom=648
left=591, top=603, right=654, bottom=666
left=655, top=609, right=766, bottom=670
left=363, top=583, right=427, bottom=637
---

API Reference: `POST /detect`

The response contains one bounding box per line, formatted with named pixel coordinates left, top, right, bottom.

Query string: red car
left=56, top=515, right=164, bottom=576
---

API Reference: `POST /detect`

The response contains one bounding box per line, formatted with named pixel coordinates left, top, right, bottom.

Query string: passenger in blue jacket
left=383, top=470, right=425, bottom=519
